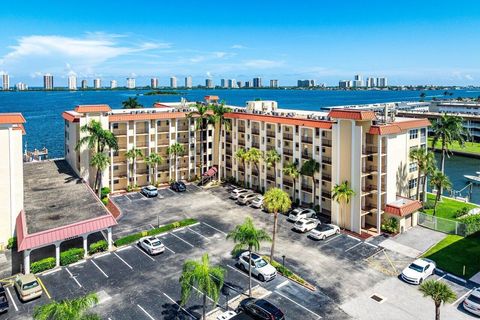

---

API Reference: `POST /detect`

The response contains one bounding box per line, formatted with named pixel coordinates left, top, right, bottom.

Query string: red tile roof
left=62, top=111, right=80, bottom=122
left=328, top=109, right=376, bottom=120
left=109, top=111, right=188, bottom=122
left=384, top=196, right=423, bottom=217
left=74, top=104, right=111, bottom=113
left=153, top=103, right=173, bottom=108
left=225, top=112, right=333, bottom=129
left=369, top=118, right=431, bottom=135
left=0, top=113, right=26, bottom=124
left=205, top=95, right=219, bottom=101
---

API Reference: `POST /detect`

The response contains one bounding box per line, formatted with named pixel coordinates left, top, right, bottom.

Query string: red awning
left=203, top=166, right=218, bottom=177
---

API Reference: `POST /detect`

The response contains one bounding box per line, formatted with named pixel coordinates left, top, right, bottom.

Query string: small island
left=144, top=90, right=181, bottom=96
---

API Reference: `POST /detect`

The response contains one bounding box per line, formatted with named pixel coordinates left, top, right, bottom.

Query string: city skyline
left=0, top=1, right=479, bottom=86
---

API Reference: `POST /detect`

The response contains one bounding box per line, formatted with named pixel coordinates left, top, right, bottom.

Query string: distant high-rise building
left=366, top=77, right=376, bottom=88
left=2, top=73, right=10, bottom=91
left=110, top=80, right=117, bottom=89
left=185, top=76, right=192, bottom=89
left=352, top=80, right=363, bottom=87
left=339, top=80, right=352, bottom=89
left=354, top=74, right=362, bottom=81
left=15, top=82, right=27, bottom=91
left=227, top=79, right=235, bottom=88
left=270, top=79, right=279, bottom=88
left=221, top=79, right=227, bottom=88
left=297, top=79, right=315, bottom=87
left=81, top=80, right=88, bottom=89
left=93, top=78, right=101, bottom=89
left=151, top=78, right=158, bottom=89
left=43, top=74, right=53, bottom=90
left=244, top=81, right=251, bottom=88
left=170, top=77, right=177, bottom=89
left=253, top=77, right=262, bottom=88
left=126, top=78, right=136, bottom=89
left=237, top=81, right=243, bottom=88
left=205, top=79, right=213, bottom=88
left=68, top=75, right=77, bottom=90
left=376, top=77, right=388, bottom=87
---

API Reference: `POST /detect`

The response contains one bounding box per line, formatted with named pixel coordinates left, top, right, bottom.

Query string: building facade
left=93, top=78, right=101, bottom=89
left=81, top=80, right=88, bottom=89
left=185, top=76, right=192, bottom=89
left=270, top=80, right=279, bottom=88
left=170, top=77, right=177, bottom=89
left=151, top=78, right=158, bottom=89
left=126, top=78, right=135, bottom=89
left=68, top=75, right=77, bottom=90
left=205, top=79, right=214, bottom=88
left=44, top=74, right=54, bottom=90
left=253, top=77, right=262, bottom=88
left=2, top=73, right=10, bottom=90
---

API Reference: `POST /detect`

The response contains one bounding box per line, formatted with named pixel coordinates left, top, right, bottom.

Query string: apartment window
left=322, top=131, right=327, bottom=137
left=315, top=128, right=320, bottom=137
left=295, top=126, right=299, bottom=134
left=208, top=154, right=212, bottom=161
left=409, top=129, right=418, bottom=139
left=113, top=123, right=119, bottom=129
left=367, top=174, right=373, bottom=180
left=208, top=130, right=212, bottom=137
left=113, top=150, right=119, bottom=156
left=367, top=155, right=373, bottom=161
left=113, top=165, right=119, bottom=171
left=408, top=178, right=418, bottom=189
left=421, top=128, right=426, bottom=138
left=208, top=142, right=212, bottom=148
left=409, top=162, right=418, bottom=173
left=114, top=179, right=119, bottom=184
left=322, top=147, right=326, bottom=153
left=316, top=146, right=319, bottom=152
left=277, top=125, right=281, bottom=133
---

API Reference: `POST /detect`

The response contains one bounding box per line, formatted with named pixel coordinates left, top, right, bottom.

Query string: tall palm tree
left=227, top=217, right=271, bottom=297
left=263, top=188, right=292, bottom=262
left=430, top=171, right=452, bottom=214
left=282, top=161, right=300, bottom=202
left=419, top=279, right=456, bottom=320
left=122, top=97, right=143, bottom=109
left=235, top=147, right=248, bottom=187
left=144, top=153, right=163, bottom=185
left=264, top=149, right=281, bottom=182
left=125, top=148, right=143, bottom=187
left=188, top=103, right=210, bottom=176
left=409, top=148, right=436, bottom=202
left=208, top=102, right=231, bottom=178
left=300, top=159, right=320, bottom=206
left=332, top=181, right=356, bottom=229
left=90, top=152, right=110, bottom=198
left=431, top=114, right=471, bottom=175
left=167, top=142, right=185, bottom=181
left=246, top=148, right=262, bottom=190
left=33, top=293, right=100, bottom=320
left=180, top=253, right=225, bottom=320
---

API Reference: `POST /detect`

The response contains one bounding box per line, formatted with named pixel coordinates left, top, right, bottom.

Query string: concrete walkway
left=378, top=239, right=421, bottom=259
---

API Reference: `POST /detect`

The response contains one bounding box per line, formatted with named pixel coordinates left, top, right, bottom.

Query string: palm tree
left=430, top=171, right=452, bottom=214
left=282, top=161, right=300, bottom=202
left=125, top=148, right=143, bottom=187
left=431, top=114, right=471, bottom=175
left=246, top=148, right=262, bottom=190
left=90, top=152, right=110, bottom=198
left=208, top=102, right=231, bottom=178
left=180, top=253, right=225, bottom=320
left=33, top=293, right=100, bottom=320
left=227, top=217, right=271, bottom=297
left=331, top=181, right=356, bottom=229
left=263, top=188, right=292, bottom=262
left=419, top=279, right=456, bottom=320
left=235, top=147, right=248, bottom=187
left=122, top=97, right=143, bottom=109
left=419, top=92, right=426, bottom=101
left=145, top=153, right=163, bottom=185
left=167, top=142, right=185, bottom=181
left=263, top=149, right=281, bottom=182
left=188, top=103, right=210, bottom=176
left=409, top=148, right=436, bottom=202
left=300, top=159, right=320, bottom=206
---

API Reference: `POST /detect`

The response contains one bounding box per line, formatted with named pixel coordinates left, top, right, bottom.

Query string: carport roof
left=385, top=196, right=422, bottom=217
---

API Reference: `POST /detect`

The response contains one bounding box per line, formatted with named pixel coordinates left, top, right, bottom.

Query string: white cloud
left=231, top=44, right=246, bottom=49
left=243, top=59, right=285, bottom=69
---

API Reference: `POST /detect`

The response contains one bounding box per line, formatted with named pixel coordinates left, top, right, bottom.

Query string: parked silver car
left=138, top=236, right=165, bottom=255
left=250, top=195, right=264, bottom=208
left=237, top=192, right=259, bottom=205
left=230, top=188, right=250, bottom=200
left=141, top=185, right=158, bottom=197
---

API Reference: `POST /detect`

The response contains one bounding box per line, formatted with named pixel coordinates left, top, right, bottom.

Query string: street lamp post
left=282, top=255, right=286, bottom=270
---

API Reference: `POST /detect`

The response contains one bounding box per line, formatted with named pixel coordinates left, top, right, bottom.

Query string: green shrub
left=455, top=207, right=470, bottom=218
left=462, top=215, right=480, bottom=236
left=6, top=237, right=16, bottom=250
left=314, top=205, right=320, bottom=213
left=60, top=248, right=85, bottom=266
left=423, top=201, right=435, bottom=210
left=101, top=197, right=109, bottom=206
left=126, top=185, right=133, bottom=192
left=31, top=257, right=56, bottom=273
left=381, top=217, right=399, bottom=234
left=101, top=187, right=111, bottom=198
left=114, top=233, right=144, bottom=247
left=89, top=240, right=108, bottom=255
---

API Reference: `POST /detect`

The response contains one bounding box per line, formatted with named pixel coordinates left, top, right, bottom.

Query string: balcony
left=251, top=128, right=260, bottom=135
left=267, top=174, right=276, bottom=181
left=322, top=139, right=332, bottom=147
left=158, top=126, right=170, bottom=133
left=322, top=191, right=331, bottom=198
left=362, top=184, right=377, bottom=193
left=283, top=133, right=293, bottom=140
left=283, top=180, right=293, bottom=187
left=238, top=126, right=246, bottom=133
left=177, top=125, right=189, bottom=132
left=136, top=128, right=149, bottom=135
left=361, top=204, right=377, bottom=214
left=302, top=152, right=312, bottom=159
left=226, top=147, right=232, bottom=154
left=362, top=165, right=378, bottom=173
left=362, top=145, right=378, bottom=155
left=301, top=136, right=313, bottom=144
left=136, top=142, right=149, bottom=148
left=112, top=129, right=127, bottom=136
left=322, top=156, right=332, bottom=164
left=177, top=137, right=189, bottom=144
left=301, top=184, right=313, bottom=193
left=322, top=174, right=332, bottom=181
left=252, top=142, right=260, bottom=148
left=157, top=139, right=169, bottom=146
left=284, top=149, right=294, bottom=156
left=238, top=139, right=246, bottom=146
left=225, top=161, right=232, bottom=168
left=266, top=131, right=276, bottom=138
left=226, top=133, right=232, bottom=142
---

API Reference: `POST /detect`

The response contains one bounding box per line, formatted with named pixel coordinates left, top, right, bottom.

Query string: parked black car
left=237, top=298, right=285, bottom=320
left=170, top=181, right=187, bottom=192
left=0, top=284, right=9, bottom=313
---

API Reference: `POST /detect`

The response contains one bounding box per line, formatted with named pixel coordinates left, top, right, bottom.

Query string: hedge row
left=462, top=215, right=480, bottom=236
left=263, top=256, right=307, bottom=285
left=89, top=240, right=108, bottom=255
left=114, top=218, right=198, bottom=247
left=31, top=257, right=56, bottom=274
left=60, top=248, right=85, bottom=266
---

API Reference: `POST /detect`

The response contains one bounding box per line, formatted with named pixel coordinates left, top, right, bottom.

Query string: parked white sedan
left=138, top=236, right=165, bottom=255
left=463, top=288, right=480, bottom=316
left=401, top=258, right=436, bottom=285
left=308, top=224, right=340, bottom=240
left=293, top=218, right=319, bottom=233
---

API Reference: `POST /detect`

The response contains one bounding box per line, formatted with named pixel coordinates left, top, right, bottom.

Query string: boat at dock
left=23, top=147, right=49, bottom=162
left=464, top=172, right=480, bottom=184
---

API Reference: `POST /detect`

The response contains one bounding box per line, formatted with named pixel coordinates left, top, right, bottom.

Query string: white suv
left=293, top=218, right=319, bottom=233
left=237, top=192, right=259, bottom=205
left=287, top=208, right=316, bottom=222
left=230, top=188, right=249, bottom=200
left=238, top=252, right=277, bottom=282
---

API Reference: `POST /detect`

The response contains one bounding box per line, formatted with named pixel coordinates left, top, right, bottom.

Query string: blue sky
left=1, top=1, right=480, bottom=86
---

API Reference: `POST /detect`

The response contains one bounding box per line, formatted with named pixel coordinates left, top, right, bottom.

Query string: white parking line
left=192, top=285, right=214, bottom=302
left=187, top=227, right=210, bottom=241
left=42, top=268, right=62, bottom=276
left=134, top=245, right=156, bottom=262
left=91, top=259, right=109, bottom=278
left=274, top=291, right=322, bottom=319
left=202, top=222, right=227, bottom=235
left=163, top=292, right=196, bottom=319
left=453, top=287, right=475, bottom=305
left=226, top=265, right=261, bottom=284
left=364, top=242, right=378, bottom=248
left=137, top=304, right=156, bottom=320
left=276, top=280, right=289, bottom=289
left=149, top=224, right=155, bottom=229
left=65, top=267, right=82, bottom=288
left=323, top=234, right=341, bottom=244
left=170, top=232, right=194, bottom=247
left=435, top=274, right=447, bottom=282
left=345, top=242, right=363, bottom=252
left=114, top=252, right=134, bottom=270
left=163, top=244, right=176, bottom=254
left=346, top=235, right=361, bottom=242
left=94, top=252, right=111, bottom=259
left=5, top=287, right=18, bottom=311
left=117, top=246, right=132, bottom=252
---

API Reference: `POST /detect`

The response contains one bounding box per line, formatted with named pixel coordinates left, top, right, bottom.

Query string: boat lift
left=450, top=183, right=474, bottom=203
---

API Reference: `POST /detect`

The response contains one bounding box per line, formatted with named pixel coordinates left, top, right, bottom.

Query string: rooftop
left=384, top=196, right=422, bottom=217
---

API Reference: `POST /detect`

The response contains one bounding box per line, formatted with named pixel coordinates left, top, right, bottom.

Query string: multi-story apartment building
left=376, top=77, right=388, bottom=87
left=151, top=78, right=159, bottom=89
left=170, top=77, right=177, bottom=89
left=205, top=79, right=214, bottom=89
left=126, top=78, right=135, bottom=89
left=253, top=77, right=262, bottom=88
left=68, top=75, right=77, bottom=90
left=81, top=79, right=88, bottom=89
left=270, top=80, right=279, bottom=88
left=15, top=82, right=28, bottom=91
left=2, top=73, right=10, bottom=90
left=44, top=73, right=54, bottom=90
left=110, top=80, right=118, bottom=89
left=185, top=76, right=192, bottom=89
left=93, top=78, right=101, bottom=89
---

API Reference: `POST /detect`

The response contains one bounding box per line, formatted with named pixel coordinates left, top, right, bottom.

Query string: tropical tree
left=188, top=103, right=210, bottom=176
left=180, top=253, right=225, bottom=320
left=431, top=114, right=471, bottom=175
left=263, top=188, right=292, bottom=262
left=282, top=161, right=300, bottom=202
left=263, top=149, right=281, bottom=181
left=430, top=171, right=452, bottom=214
left=246, top=148, right=262, bottom=190
left=167, top=142, right=185, bottom=181
left=300, top=159, right=320, bottom=206
left=90, top=152, right=110, bottom=198
left=331, top=181, right=356, bottom=229
left=122, top=97, right=143, bottom=109
left=409, top=148, right=436, bottom=202
left=208, top=102, right=231, bottom=179
left=144, top=153, right=163, bottom=185
left=235, top=147, right=248, bottom=187
left=419, top=279, right=456, bottom=320
left=227, top=217, right=271, bottom=296
left=125, top=148, right=144, bottom=187
left=419, top=92, right=426, bottom=101
left=33, top=293, right=100, bottom=320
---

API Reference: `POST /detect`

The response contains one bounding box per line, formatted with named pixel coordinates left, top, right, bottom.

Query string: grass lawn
left=423, top=193, right=478, bottom=221
left=423, top=233, right=480, bottom=279
left=429, top=137, right=480, bottom=155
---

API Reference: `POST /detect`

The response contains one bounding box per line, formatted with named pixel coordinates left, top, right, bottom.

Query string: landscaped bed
left=423, top=193, right=478, bottom=221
